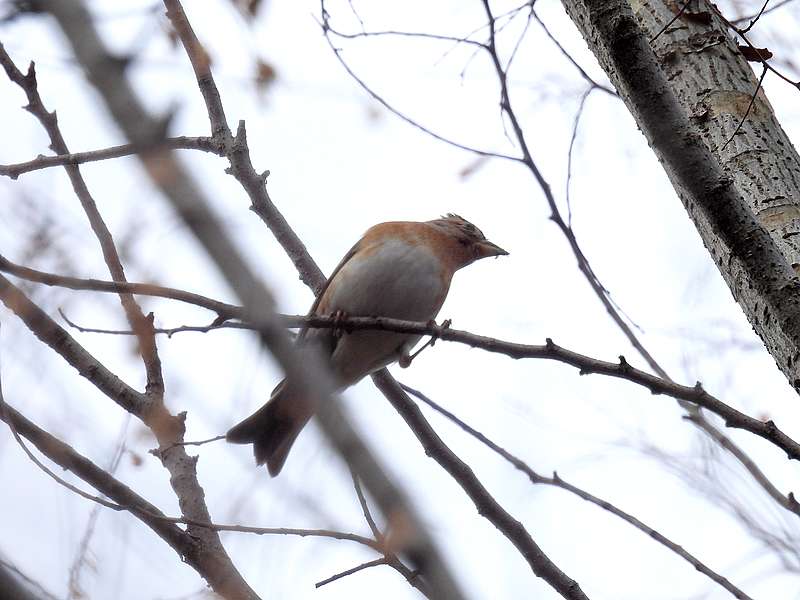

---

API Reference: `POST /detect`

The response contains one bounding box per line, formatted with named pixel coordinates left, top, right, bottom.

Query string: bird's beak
left=476, top=239, right=509, bottom=258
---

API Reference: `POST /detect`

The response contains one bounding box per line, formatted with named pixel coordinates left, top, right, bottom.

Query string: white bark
left=561, top=0, right=800, bottom=391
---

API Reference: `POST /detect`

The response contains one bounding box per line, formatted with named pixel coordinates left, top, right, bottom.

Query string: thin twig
left=164, top=0, right=326, bottom=294
left=0, top=136, right=219, bottom=179
left=320, top=28, right=486, bottom=48
left=8, top=253, right=799, bottom=467
left=372, top=372, right=589, bottom=600
left=399, top=384, right=755, bottom=600
left=350, top=469, right=384, bottom=543
left=650, top=0, right=691, bottom=44
left=721, top=63, right=768, bottom=151
left=320, top=10, right=522, bottom=163
left=69, top=416, right=131, bottom=599
left=154, top=435, right=226, bottom=457
left=737, top=0, right=771, bottom=34
left=0, top=397, right=385, bottom=553
left=0, top=43, right=164, bottom=398
left=714, top=6, right=800, bottom=90
left=532, top=9, right=616, bottom=96
left=315, top=558, right=387, bottom=589
left=0, top=401, right=123, bottom=511
left=566, top=86, right=594, bottom=228
left=347, top=469, right=431, bottom=596
left=733, top=0, right=795, bottom=26
left=59, top=309, right=249, bottom=338
left=0, top=254, right=243, bottom=320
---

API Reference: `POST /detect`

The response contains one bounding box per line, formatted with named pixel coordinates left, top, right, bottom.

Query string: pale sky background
left=2, top=1, right=800, bottom=599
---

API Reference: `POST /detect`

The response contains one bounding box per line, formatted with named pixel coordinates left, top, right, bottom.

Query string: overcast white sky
left=2, top=1, right=800, bottom=599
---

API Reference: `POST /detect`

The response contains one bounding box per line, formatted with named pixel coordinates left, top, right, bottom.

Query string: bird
left=226, top=214, right=508, bottom=476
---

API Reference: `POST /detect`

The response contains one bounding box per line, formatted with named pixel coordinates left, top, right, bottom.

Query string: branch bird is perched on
left=226, top=214, right=508, bottom=475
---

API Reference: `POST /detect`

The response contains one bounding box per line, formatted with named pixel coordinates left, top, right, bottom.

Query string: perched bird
left=226, top=214, right=508, bottom=475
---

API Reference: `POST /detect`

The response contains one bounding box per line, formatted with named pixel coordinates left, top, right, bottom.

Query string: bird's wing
left=297, top=238, right=363, bottom=344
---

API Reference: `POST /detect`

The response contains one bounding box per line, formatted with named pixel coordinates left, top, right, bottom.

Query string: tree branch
left=400, top=383, right=754, bottom=600
left=0, top=253, right=243, bottom=321
left=0, top=136, right=220, bottom=179
left=42, top=1, right=468, bottom=596
left=0, top=397, right=257, bottom=599
left=372, top=372, right=589, bottom=600
left=0, top=395, right=419, bottom=581
left=321, top=0, right=800, bottom=539
left=0, top=44, right=164, bottom=398
left=315, top=558, right=387, bottom=589
left=163, top=0, right=325, bottom=294
left=5, top=249, right=796, bottom=473
left=0, top=270, right=254, bottom=597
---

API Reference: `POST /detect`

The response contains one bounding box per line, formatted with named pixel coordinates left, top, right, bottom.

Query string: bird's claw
left=399, top=318, right=452, bottom=368
left=332, top=309, right=348, bottom=338
left=429, top=318, right=452, bottom=347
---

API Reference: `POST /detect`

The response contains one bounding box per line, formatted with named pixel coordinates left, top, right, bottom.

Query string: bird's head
left=429, top=214, right=508, bottom=267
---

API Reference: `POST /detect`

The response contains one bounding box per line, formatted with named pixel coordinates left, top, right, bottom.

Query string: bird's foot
left=428, top=318, right=452, bottom=347
left=331, top=309, right=348, bottom=338
left=399, top=318, right=452, bottom=368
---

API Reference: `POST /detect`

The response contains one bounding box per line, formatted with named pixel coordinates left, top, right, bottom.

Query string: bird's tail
left=226, top=380, right=313, bottom=476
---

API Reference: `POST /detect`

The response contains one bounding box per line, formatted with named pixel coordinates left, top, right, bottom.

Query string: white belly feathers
left=321, top=238, right=449, bottom=384
left=325, top=238, right=447, bottom=321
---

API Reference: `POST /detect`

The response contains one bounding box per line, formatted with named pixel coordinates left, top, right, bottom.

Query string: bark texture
left=561, top=0, right=800, bottom=390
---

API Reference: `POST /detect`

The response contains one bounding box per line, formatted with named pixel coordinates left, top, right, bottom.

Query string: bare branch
left=0, top=397, right=258, bottom=599
left=0, top=44, right=164, bottom=398
left=322, top=27, right=486, bottom=48
left=732, top=0, right=797, bottom=25
left=561, top=0, right=800, bottom=525
left=351, top=470, right=384, bottom=543
left=154, top=435, right=226, bottom=456
left=720, top=63, right=768, bottom=151
left=319, top=0, right=800, bottom=528
left=163, top=1, right=325, bottom=294
left=319, top=6, right=522, bottom=163
left=0, top=273, right=147, bottom=415
left=372, top=372, right=589, bottom=600
left=315, top=558, right=387, bottom=589
left=42, top=1, right=468, bottom=596
left=565, top=86, right=594, bottom=227
left=711, top=6, right=800, bottom=90
left=0, top=395, right=418, bottom=565
left=347, top=472, right=430, bottom=595
left=735, top=0, right=771, bottom=34
left=68, top=417, right=131, bottom=600
left=0, top=270, right=253, bottom=596
left=531, top=9, right=616, bottom=96
left=9, top=250, right=795, bottom=470
left=5, top=248, right=795, bottom=467
left=0, top=136, right=219, bottom=179
left=0, top=253, right=243, bottom=321
left=59, top=309, right=249, bottom=338
left=400, top=384, right=755, bottom=600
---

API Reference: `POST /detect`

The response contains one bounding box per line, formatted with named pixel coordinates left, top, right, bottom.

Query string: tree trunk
left=561, top=0, right=800, bottom=391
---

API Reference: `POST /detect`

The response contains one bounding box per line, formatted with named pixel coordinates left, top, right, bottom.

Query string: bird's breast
left=321, top=238, right=449, bottom=321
